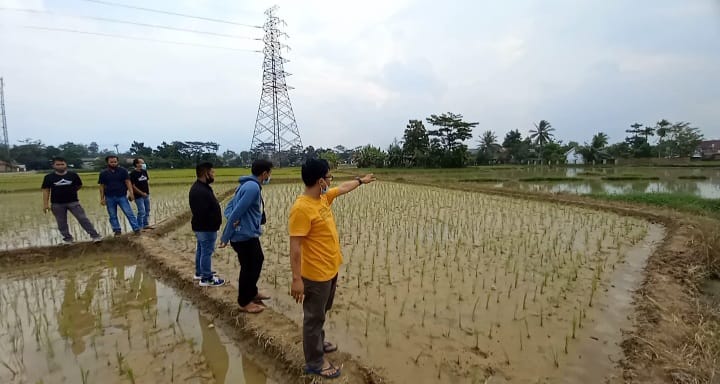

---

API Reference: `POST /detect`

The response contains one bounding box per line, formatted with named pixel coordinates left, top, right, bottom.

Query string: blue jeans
left=194, top=231, right=217, bottom=280
left=105, top=195, right=140, bottom=233
left=135, top=195, right=151, bottom=228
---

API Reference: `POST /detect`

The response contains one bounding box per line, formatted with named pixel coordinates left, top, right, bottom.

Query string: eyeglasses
left=324, top=175, right=334, bottom=181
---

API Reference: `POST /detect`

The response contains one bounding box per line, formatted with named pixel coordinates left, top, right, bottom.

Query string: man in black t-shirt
left=42, top=157, right=102, bottom=244
left=130, top=158, right=152, bottom=229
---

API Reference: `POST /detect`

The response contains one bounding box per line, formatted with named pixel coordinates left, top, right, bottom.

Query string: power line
left=24, top=26, right=261, bottom=52
left=0, top=7, right=261, bottom=40
left=79, top=0, right=261, bottom=28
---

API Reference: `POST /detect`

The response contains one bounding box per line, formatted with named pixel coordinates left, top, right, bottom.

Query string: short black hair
left=196, top=162, right=214, bottom=177
left=251, top=159, right=273, bottom=177
left=105, top=155, right=118, bottom=163
left=301, top=158, right=329, bottom=187
left=133, top=158, right=143, bottom=166
left=52, top=156, right=66, bottom=164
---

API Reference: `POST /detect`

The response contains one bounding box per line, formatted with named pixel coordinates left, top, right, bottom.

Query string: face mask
left=141, top=163, right=147, bottom=170
left=262, top=176, right=271, bottom=185
left=207, top=175, right=215, bottom=184
left=321, top=181, right=328, bottom=194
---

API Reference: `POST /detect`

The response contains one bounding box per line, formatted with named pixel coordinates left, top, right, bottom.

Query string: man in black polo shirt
left=98, top=155, right=141, bottom=236
left=42, top=156, right=102, bottom=244
left=130, top=158, right=152, bottom=229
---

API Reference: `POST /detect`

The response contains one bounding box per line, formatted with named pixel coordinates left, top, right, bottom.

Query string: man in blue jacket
left=219, top=159, right=273, bottom=313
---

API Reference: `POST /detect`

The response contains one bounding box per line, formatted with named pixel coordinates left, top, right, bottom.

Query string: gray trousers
left=302, top=274, right=338, bottom=369
left=51, top=202, right=100, bottom=241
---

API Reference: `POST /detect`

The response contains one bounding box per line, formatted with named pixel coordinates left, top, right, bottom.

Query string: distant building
left=696, top=140, right=720, bottom=160
left=0, top=160, right=26, bottom=172
left=565, top=147, right=584, bottom=165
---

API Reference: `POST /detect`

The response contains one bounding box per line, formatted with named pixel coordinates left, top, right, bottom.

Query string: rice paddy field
left=163, top=182, right=664, bottom=383
left=0, top=184, right=236, bottom=250
left=2, top=166, right=718, bottom=383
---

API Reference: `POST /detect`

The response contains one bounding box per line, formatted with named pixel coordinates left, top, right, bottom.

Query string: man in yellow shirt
left=289, top=158, right=376, bottom=379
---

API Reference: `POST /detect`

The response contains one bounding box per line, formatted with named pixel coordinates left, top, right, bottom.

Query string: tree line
left=0, top=114, right=705, bottom=170
left=354, top=115, right=704, bottom=168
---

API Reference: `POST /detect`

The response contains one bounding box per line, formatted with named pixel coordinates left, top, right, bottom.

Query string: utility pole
left=250, top=6, right=302, bottom=166
left=0, top=77, right=9, bottom=159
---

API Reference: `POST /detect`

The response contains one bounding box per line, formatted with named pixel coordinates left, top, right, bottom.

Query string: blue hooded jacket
left=220, top=176, right=263, bottom=243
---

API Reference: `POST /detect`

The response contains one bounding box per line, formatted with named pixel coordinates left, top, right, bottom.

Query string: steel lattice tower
left=0, top=78, right=8, bottom=158
left=250, top=6, right=302, bottom=165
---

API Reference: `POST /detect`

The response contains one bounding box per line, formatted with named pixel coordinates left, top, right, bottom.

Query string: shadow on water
left=0, top=252, right=275, bottom=384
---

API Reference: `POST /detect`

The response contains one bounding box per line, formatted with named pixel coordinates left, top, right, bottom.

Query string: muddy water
left=0, top=252, right=277, bottom=384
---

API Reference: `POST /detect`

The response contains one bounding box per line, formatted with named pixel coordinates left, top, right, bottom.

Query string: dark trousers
left=51, top=202, right=100, bottom=241
left=231, top=238, right=264, bottom=307
left=302, top=274, right=338, bottom=370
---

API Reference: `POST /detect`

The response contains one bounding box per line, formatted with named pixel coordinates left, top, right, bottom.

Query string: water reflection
left=509, top=179, right=720, bottom=199
left=0, top=254, right=272, bottom=384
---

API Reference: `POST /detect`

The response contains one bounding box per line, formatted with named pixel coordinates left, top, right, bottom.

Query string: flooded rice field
left=0, top=251, right=280, bottom=384
left=160, top=182, right=663, bottom=383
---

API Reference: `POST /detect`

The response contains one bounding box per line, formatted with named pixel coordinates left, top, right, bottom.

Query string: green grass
left=458, top=178, right=508, bottom=183
left=601, top=176, right=661, bottom=181
left=0, top=167, right=303, bottom=193
left=518, top=177, right=585, bottom=182
left=589, top=193, right=720, bottom=219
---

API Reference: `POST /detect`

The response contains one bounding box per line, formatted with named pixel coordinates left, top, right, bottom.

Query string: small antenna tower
left=0, top=77, right=8, bottom=158
left=250, top=6, right=302, bottom=165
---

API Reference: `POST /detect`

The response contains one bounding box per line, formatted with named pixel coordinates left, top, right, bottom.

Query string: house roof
left=699, top=140, right=720, bottom=149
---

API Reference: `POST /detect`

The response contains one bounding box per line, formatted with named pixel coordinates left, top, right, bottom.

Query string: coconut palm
left=529, top=120, right=555, bottom=149
left=591, top=132, right=608, bottom=149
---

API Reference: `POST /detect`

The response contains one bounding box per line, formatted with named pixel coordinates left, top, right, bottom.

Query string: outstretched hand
left=360, top=174, right=377, bottom=184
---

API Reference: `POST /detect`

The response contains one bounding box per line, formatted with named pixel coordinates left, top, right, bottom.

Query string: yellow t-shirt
left=288, top=188, right=343, bottom=282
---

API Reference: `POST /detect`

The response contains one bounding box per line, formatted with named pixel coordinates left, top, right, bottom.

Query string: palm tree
left=580, top=132, right=609, bottom=164
left=479, top=130, right=498, bottom=151
left=591, top=132, right=608, bottom=149
left=529, top=120, right=555, bottom=150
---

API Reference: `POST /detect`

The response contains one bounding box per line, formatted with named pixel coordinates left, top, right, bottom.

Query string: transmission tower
left=0, top=77, right=8, bottom=159
left=250, top=6, right=302, bottom=165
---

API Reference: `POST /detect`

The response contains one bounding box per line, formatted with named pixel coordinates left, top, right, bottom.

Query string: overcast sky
left=1, top=0, right=719, bottom=154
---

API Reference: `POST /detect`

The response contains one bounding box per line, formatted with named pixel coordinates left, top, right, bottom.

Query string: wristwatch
left=355, top=176, right=363, bottom=185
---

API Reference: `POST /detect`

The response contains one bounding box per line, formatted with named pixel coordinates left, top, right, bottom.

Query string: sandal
left=324, top=341, right=338, bottom=353
left=254, top=292, right=271, bottom=301
left=304, top=362, right=341, bottom=379
left=239, top=303, right=264, bottom=314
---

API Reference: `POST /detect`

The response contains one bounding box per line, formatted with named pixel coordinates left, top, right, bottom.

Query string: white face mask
left=141, top=163, right=147, bottom=170
left=262, top=176, right=271, bottom=185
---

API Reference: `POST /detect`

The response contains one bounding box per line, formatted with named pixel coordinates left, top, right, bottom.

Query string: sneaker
left=113, top=231, right=122, bottom=237
left=92, top=236, right=103, bottom=243
left=133, top=230, right=141, bottom=235
left=193, top=271, right=218, bottom=280
left=199, top=277, right=225, bottom=287
left=62, top=239, right=74, bottom=245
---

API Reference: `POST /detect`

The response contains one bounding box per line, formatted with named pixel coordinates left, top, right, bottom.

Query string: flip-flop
left=238, top=304, right=264, bottom=314
left=254, top=292, right=271, bottom=301
left=304, top=362, right=341, bottom=379
left=253, top=299, right=267, bottom=307
left=324, top=341, right=338, bottom=353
